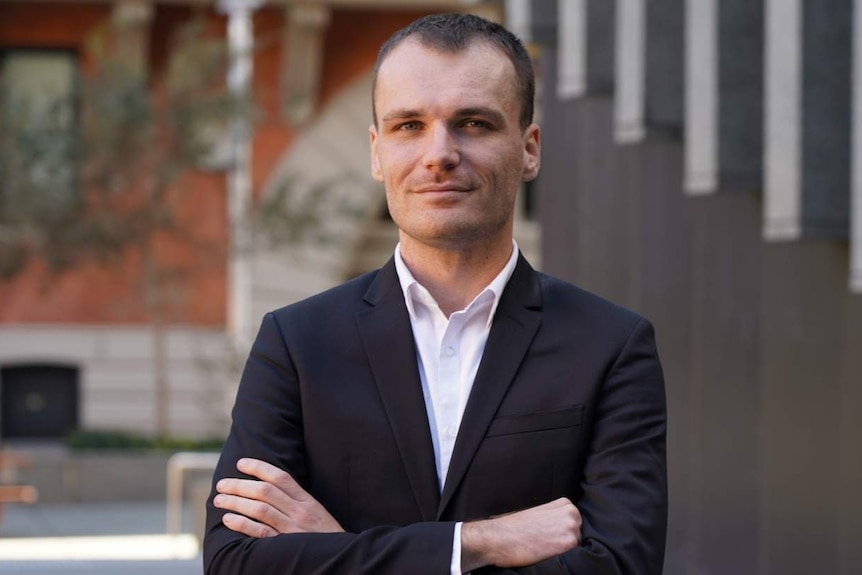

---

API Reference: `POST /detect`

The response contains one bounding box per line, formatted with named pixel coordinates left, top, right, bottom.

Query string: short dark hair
left=372, top=13, right=535, bottom=131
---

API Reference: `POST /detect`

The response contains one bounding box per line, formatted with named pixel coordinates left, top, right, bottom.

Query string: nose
left=422, top=123, right=460, bottom=172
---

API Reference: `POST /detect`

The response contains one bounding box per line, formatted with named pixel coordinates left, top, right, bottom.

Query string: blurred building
left=526, top=1, right=862, bottom=575
left=6, top=0, right=860, bottom=572
left=0, top=0, right=540, bottom=441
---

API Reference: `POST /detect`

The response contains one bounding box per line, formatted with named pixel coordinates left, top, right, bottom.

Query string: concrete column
left=765, top=0, right=851, bottom=241
left=685, top=0, right=717, bottom=193
left=504, top=0, right=532, bottom=43
left=685, top=0, right=764, bottom=195
left=615, top=0, right=645, bottom=143
left=557, top=0, right=586, bottom=99
left=764, top=0, right=802, bottom=240
left=219, top=0, right=264, bottom=350
left=282, top=2, right=331, bottom=125
left=557, top=0, right=615, bottom=99
left=111, top=0, right=153, bottom=78
left=616, top=0, right=684, bottom=142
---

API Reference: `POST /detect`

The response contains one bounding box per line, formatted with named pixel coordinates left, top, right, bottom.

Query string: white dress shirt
left=394, top=241, right=519, bottom=575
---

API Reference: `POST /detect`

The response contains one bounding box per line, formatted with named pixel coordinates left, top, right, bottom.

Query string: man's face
left=370, top=39, right=540, bottom=252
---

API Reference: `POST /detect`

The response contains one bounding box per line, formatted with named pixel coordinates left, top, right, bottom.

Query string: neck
left=399, top=235, right=514, bottom=317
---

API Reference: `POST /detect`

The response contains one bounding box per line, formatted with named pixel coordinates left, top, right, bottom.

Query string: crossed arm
left=204, top=311, right=667, bottom=575
left=214, top=457, right=582, bottom=572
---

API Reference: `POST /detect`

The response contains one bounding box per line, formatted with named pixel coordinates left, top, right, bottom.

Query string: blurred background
left=0, top=1, right=860, bottom=574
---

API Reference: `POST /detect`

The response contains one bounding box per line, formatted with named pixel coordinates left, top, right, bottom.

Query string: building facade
left=0, top=0, right=540, bottom=440
left=530, top=1, right=862, bottom=574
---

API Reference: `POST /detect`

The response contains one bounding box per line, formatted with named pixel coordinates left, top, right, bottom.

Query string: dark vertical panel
left=717, top=0, right=764, bottom=190
left=759, top=242, right=846, bottom=575
left=539, top=50, right=692, bottom=573
left=801, top=0, right=851, bottom=238
left=838, top=291, right=862, bottom=575
left=625, top=136, right=692, bottom=575
left=540, top=5, right=862, bottom=575
left=537, top=42, right=637, bottom=305
left=539, top=51, right=636, bottom=304
left=689, top=192, right=762, bottom=574
left=573, top=98, right=635, bottom=306
left=537, top=49, right=582, bottom=282
left=586, top=0, right=615, bottom=94
left=529, top=0, right=557, bottom=45
left=646, top=0, right=685, bottom=133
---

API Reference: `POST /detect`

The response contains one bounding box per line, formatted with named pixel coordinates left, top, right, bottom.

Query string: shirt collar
left=394, top=241, right=519, bottom=328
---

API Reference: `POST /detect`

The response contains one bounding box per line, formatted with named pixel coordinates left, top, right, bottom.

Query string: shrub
left=66, top=429, right=223, bottom=452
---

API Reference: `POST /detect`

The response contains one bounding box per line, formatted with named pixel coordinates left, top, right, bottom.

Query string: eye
left=396, top=121, right=421, bottom=131
left=463, top=119, right=491, bottom=130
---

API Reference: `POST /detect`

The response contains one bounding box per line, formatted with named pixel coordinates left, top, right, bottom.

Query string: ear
left=369, top=124, right=384, bottom=182
left=521, top=123, right=541, bottom=182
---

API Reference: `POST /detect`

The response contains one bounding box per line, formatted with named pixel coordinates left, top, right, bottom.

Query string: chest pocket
left=486, top=405, right=584, bottom=437
left=456, top=405, right=585, bottom=519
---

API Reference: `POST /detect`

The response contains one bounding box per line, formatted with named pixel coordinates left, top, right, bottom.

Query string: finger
left=237, top=458, right=309, bottom=501
left=217, top=477, right=295, bottom=507
left=222, top=512, right=279, bottom=538
left=216, top=478, right=280, bottom=500
left=214, top=493, right=285, bottom=528
left=215, top=479, right=300, bottom=525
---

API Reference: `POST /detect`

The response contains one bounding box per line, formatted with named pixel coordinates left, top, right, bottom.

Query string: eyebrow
left=455, top=107, right=507, bottom=126
left=381, top=109, right=422, bottom=123
left=381, top=107, right=508, bottom=125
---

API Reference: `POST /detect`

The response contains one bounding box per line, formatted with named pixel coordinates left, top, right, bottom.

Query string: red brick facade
left=0, top=2, right=428, bottom=326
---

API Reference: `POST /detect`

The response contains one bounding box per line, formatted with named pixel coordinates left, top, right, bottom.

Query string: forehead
left=374, top=39, right=519, bottom=117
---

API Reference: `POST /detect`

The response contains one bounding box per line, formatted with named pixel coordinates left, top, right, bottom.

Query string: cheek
left=377, top=142, right=414, bottom=175
left=477, top=149, right=522, bottom=186
left=384, top=191, right=408, bottom=226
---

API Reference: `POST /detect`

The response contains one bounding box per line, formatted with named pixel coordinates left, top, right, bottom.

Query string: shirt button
left=445, top=426, right=457, bottom=438
left=444, top=346, right=455, bottom=357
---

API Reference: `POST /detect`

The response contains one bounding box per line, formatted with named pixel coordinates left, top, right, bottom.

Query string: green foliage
left=0, top=12, right=236, bottom=280
left=66, top=429, right=224, bottom=452
left=256, top=174, right=367, bottom=249
left=0, top=10, right=346, bottom=288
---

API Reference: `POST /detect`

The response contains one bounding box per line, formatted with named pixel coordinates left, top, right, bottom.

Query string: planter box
left=16, top=451, right=204, bottom=504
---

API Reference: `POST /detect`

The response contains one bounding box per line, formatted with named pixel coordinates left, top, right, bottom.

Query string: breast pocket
left=486, top=405, right=584, bottom=437
left=463, top=405, right=585, bottom=518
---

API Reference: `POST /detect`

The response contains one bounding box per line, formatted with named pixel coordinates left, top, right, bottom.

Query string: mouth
left=414, top=184, right=472, bottom=194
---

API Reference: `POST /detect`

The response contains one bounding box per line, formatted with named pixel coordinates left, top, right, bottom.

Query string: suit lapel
left=356, top=259, right=441, bottom=521
left=437, top=255, right=543, bottom=518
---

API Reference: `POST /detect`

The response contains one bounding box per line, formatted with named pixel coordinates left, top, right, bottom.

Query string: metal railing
left=165, top=451, right=220, bottom=535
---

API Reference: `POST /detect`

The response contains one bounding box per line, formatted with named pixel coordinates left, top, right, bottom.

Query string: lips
left=414, top=184, right=472, bottom=193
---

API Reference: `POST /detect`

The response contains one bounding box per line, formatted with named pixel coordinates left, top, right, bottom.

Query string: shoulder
left=532, top=271, right=655, bottom=353
left=268, top=268, right=381, bottom=323
left=537, top=272, right=660, bottom=369
left=537, top=272, right=645, bottom=327
left=253, top=268, right=386, bottom=347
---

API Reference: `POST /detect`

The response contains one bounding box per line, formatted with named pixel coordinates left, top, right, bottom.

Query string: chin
left=408, top=224, right=499, bottom=250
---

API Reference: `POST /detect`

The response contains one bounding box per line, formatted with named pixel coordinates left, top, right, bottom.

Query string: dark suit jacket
left=204, top=255, right=667, bottom=575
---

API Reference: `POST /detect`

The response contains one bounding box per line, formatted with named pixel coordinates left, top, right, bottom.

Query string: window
left=0, top=365, right=80, bottom=439
left=0, top=49, right=79, bottom=220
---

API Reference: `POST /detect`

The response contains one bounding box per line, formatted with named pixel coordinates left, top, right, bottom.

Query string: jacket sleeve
left=474, top=317, right=668, bottom=575
left=203, top=312, right=457, bottom=575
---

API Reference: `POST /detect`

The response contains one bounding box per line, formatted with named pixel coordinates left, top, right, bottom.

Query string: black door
left=1, top=365, right=79, bottom=439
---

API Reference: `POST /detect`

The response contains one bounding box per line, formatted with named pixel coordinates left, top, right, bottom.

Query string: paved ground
left=0, top=559, right=202, bottom=575
left=0, top=501, right=203, bottom=575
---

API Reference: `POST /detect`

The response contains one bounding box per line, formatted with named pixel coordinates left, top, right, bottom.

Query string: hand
left=214, top=458, right=344, bottom=538
left=461, top=497, right=582, bottom=571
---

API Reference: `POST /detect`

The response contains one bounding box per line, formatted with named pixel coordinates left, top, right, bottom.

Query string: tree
left=0, top=11, right=343, bottom=437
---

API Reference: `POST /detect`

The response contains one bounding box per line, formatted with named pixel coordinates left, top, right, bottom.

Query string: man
left=204, top=13, right=667, bottom=575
